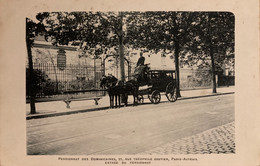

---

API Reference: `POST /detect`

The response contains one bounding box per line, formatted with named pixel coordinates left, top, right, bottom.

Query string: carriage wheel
left=137, top=95, right=144, bottom=104
left=166, top=82, right=177, bottom=102
left=150, top=90, right=161, bottom=104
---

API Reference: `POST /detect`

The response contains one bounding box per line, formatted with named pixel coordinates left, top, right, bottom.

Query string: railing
left=26, top=63, right=235, bottom=102
left=26, top=63, right=104, bottom=100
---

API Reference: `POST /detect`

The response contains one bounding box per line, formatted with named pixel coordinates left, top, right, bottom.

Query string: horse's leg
left=115, top=95, right=117, bottom=108
left=117, top=95, right=119, bottom=108
left=113, top=95, right=115, bottom=108
left=134, top=90, right=138, bottom=106
left=124, top=93, right=128, bottom=106
left=118, top=94, right=121, bottom=108
left=116, top=94, right=119, bottom=108
left=109, top=94, right=112, bottom=108
left=132, top=90, right=135, bottom=106
left=133, top=94, right=136, bottom=106
left=111, top=95, right=114, bottom=108
left=111, top=95, right=113, bottom=108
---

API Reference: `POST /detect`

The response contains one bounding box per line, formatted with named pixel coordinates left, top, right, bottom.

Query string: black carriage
left=136, top=68, right=178, bottom=104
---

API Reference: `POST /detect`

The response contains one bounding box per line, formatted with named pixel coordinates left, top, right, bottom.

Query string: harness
left=104, top=75, right=118, bottom=88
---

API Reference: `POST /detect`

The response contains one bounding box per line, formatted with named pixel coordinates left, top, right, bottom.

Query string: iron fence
left=26, top=63, right=104, bottom=99
left=26, top=63, right=235, bottom=100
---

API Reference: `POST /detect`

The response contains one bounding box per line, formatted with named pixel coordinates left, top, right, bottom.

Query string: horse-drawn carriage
left=100, top=64, right=178, bottom=108
left=135, top=67, right=178, bottom=104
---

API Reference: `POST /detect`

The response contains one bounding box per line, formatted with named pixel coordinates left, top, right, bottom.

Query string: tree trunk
left=94, top=57, right=96, bottom=87
left=171, top=15, right=181, bottom=98
left=26, top=18, right=36, bottom=114
left=208, top=13, right=217, bottom=93
left=210, top=52, right=217, bottom=93
left=128, top=63, right=131, bottom=81
left=119, top=39, right=125, bottom=81
left=118, top=12, right=126, bottom=104
left=118, top=12, right=125, bottom=82
left=174, top=41, right=181, bottom=97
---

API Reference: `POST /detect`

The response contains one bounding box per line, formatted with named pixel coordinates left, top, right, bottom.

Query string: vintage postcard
left=0, top=0, right=259, bottom=166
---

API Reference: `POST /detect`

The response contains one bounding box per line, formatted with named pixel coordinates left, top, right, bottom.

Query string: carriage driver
left=135, top=52, right=149, bottom=83
left=136, top=52, right=145, bottom=67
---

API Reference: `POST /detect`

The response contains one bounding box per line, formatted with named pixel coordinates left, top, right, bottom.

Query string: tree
left=37, top=12, right=167, bottom=82
left=125, top=12, right=197, bottom=97
left=26, top=17, right=46, bottom=114
left=182, top=12, right=235, bottom=92
left=36, top=12, right=129, bottom=80
left=34, top=11, right=234, bottom=96
left=208, top=13, right=217, bottom=93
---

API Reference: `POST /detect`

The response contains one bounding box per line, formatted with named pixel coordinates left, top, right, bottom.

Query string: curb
left=180, top=86, right=234, bottom=91
left=178, top=92, right=235, bottom=100
left=26, top=106, right=110, bottom=120
left=26, top=92, right=234, bottom=120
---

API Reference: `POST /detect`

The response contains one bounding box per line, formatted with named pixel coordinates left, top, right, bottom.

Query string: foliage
left=67, top=79, right=95, bottom=91
left=35, top=12, right=195, bottom=56
left=26, top=68, right=56, bottom=97
left=31, top=11, right=235, bottom=94
left=26, top=18, right=47, bottom=47
left=36, top=12, right=121, bottom=58
left=182, top=12, right=235, bottom=68
left=32, top=11, right=235, bottom=67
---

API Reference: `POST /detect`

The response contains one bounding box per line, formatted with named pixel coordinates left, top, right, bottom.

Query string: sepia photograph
left=26, top=11, right=235, bottom=155
left=0, top=0, right=259, bottom=166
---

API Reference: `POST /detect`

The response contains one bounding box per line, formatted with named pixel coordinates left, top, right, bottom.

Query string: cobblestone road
left=139, top=122, right=235, bottom=154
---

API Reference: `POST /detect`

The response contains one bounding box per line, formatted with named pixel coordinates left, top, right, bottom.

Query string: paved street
left=27, top=94, right=234, bottom=155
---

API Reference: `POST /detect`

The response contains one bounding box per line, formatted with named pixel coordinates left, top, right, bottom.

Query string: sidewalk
left=26, top=86, right=235, bottom=120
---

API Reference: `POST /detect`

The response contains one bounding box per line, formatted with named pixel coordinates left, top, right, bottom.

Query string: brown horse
left=123, top=79, right=139, bottom=106
left=100, top=75, right=139, bottom=108
left=100, top=75, right=123, bottom=108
